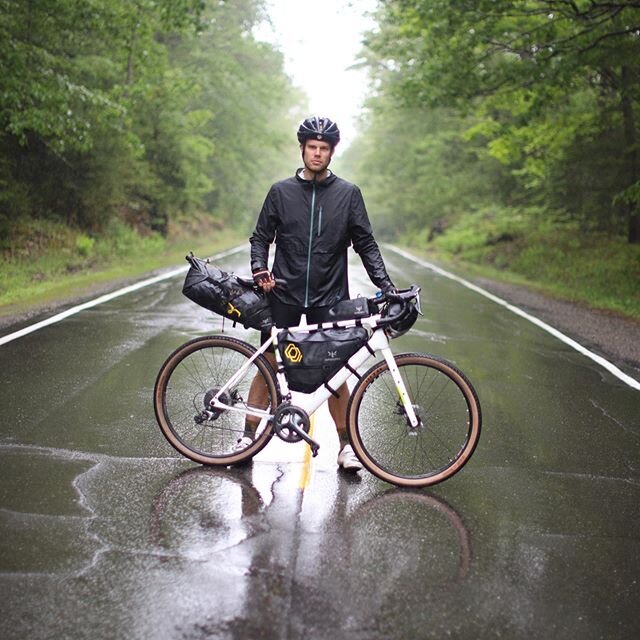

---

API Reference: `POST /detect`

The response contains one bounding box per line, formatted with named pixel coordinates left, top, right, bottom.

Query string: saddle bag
left=182, top=254, right=273, bottom=331
left=278, top=327, right=369, bottom=393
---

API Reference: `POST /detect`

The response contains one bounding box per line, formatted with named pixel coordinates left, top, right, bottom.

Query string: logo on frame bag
left=284, top=343, right=303, bottom=364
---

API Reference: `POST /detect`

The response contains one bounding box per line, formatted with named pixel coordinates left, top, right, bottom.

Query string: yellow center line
left=298, top=414, right=315, bottom=490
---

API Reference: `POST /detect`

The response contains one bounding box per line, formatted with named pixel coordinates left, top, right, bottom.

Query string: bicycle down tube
left=210, top=316, right=417, bottom=432
left=210, top=321, right=370, bottom=425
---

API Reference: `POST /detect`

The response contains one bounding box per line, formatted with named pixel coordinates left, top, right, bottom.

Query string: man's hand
left=381, top=281, right=397, bottom=296
left=253, top=269, right=276, bottom=293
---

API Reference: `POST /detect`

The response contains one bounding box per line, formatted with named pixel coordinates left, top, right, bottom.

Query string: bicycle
left=153, top=285, right=481, bottom=488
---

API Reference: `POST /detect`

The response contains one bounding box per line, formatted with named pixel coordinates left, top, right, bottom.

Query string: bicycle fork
left=380, top=347, right=421, bottom=429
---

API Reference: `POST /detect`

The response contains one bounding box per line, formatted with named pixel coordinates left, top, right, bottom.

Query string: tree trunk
left=621, top=65, right=639, bottom=243
left=126, top=24, right=137, bottom=86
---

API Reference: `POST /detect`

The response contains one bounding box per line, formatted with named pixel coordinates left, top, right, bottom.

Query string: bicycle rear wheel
left=154, top=336, right=279, bottom=465
left=347, top=353, right=481, bottom=487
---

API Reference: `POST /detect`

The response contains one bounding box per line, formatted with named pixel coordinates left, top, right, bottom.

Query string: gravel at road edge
left=472, top=277, right=640, bottom=380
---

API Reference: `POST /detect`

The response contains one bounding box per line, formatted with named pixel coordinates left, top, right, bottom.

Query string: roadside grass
left=0, top=217, right=247, bottom=319
left=406, top=209, right=640, bottom=320
left=3, top=209, right=639, bottom=324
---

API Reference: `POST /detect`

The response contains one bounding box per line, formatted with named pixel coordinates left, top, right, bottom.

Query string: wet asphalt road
left=1, top=247, right=639, bottom=640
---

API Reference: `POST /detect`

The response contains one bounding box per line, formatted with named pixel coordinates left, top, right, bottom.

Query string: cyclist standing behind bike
left=247, top=115, right=396, bottom=472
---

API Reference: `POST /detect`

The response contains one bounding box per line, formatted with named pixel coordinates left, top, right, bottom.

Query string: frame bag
left=182, top=254, right=273, bottom=331
left=278, top=327, right=369, bottom=393
left=326, top=297, right=372, bottom=321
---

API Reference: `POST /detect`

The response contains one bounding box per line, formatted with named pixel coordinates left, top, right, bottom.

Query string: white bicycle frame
left=210, top=311, right=420, bottom=430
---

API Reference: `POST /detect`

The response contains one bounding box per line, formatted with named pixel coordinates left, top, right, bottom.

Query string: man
left=245, top=115, right=395, bottom=471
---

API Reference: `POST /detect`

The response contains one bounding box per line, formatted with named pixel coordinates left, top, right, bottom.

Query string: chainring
left=273, top=404, right=311, bottom=443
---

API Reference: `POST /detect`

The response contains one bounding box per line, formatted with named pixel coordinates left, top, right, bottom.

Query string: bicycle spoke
left=155, top=336, right=277, bottom=464
left=349, top=353, right=481, bottom=487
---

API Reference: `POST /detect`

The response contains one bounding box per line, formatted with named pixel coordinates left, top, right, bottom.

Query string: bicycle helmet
left=384, top=299, right=419, bottom=339
left=297, top=116, right=340, bottom=147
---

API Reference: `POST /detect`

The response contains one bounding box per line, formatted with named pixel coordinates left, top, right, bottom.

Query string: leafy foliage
left=0, top=0, right=299, bottom=241
left=350, top=0, right=640, bottom=243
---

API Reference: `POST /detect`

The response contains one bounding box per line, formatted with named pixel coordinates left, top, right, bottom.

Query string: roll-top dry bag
left=182, top=254, right=273, bottom=331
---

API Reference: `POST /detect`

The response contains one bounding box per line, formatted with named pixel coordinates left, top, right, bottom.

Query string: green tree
left=170, top=0, right=300, bottom=229
left=0, top=0, right=299, bottom=244
left=343, top=97, right=513, bottom=241
left=363, top=0, right=640, bottom=241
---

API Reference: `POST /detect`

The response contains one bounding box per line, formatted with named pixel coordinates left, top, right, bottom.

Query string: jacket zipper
left=304, top=184, right=316, bottom=307
left=317, top=206, right=323, bottom=236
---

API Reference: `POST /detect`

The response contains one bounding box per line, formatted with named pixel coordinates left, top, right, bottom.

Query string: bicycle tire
left=347, top=353, right=481, bottom=487
left=154, top=335, right=279, bottom=465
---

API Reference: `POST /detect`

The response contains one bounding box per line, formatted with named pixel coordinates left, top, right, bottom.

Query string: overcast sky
left=254, top=0, right=378, bottom=152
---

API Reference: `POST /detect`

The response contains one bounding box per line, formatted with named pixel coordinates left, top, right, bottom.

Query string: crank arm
left=283, top=421, right=320, bottom=457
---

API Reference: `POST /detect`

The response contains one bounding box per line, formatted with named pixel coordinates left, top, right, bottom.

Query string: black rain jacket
left=250, top=170, right=393, bottom=308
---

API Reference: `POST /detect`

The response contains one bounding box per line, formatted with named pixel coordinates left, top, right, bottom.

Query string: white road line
left=0, top=245, right=247, bottom=347
left=386, top=244, right=640, bottom=391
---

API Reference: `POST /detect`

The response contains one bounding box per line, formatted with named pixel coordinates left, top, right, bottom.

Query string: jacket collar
left=295, top=168, right=337, bottom=187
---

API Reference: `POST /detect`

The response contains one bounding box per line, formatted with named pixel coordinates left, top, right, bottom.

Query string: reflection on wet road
left=1, top=247, right=639, bottom=639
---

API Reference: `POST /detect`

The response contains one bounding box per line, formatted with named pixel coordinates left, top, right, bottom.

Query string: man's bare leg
left=328, top=382, right=350, bottom=448
left=330, top=382, right=362, bottom=471
left=244, top=352, right=277, bottom=439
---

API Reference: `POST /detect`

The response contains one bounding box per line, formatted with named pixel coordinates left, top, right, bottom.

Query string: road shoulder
left=473, top=277, right=640, bottom=378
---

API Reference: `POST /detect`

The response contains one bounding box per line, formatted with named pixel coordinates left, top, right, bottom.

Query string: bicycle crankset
left=273, top=404, right=320, bottom=456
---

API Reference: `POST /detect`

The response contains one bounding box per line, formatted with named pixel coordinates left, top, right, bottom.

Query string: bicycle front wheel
left=154, top=336, right=279, bottom=465
left=347, top=353, right=481, bottom=488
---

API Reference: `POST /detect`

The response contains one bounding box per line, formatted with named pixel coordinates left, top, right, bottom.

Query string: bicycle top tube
left=265, top=284, right=421, bottom=337
left=269, top=313, right=380, bottom=336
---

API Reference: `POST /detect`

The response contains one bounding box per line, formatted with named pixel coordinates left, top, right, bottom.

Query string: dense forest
left=1, top=0, right=638, bottom=316
left=0, top=0, right=300, bottom=254
left=346, top=0, right=640, bottom=246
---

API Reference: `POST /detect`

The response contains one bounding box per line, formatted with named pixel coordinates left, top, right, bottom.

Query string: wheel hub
left=193, top=388, right=232, bottom=424
left=395, top=401, right=424, bottom=432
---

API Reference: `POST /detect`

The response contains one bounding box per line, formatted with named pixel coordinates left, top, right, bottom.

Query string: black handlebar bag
left=278, top=327, right=369, bottom=393
left=182, top=254, right=273, bottom=331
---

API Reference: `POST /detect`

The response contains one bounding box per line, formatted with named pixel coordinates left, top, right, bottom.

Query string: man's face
left=301, top=139, right=334, bottom=174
